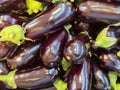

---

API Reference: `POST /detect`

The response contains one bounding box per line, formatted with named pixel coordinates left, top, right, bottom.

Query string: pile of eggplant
left=0, top=0, right=120, bottom=90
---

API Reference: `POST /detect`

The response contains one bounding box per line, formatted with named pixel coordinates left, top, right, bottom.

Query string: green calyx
left=0, top=24, right=31, bottom=46
left=0, top=70, right=17, bottom=89
left=95, top=22, right=120, bottom=48
left=117, top=51, right=120, bottom=57
left=54, top=78, right=67, bottom=90
left=61, top=57, right=72, bottom=71
left=26, top=0, right=45, bottom=15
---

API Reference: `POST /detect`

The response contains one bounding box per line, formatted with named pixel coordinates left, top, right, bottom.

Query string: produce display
left=0, top=0, right=120, bottom=90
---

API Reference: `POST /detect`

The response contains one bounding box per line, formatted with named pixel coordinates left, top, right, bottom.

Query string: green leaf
left=61, top=57, right=72, bottom=71
left=95, top=24, right=118, bottom=48
left=0, top=24, right=31, bottom=45
left=108, top=71, right=118, bottom=90
left=117, top=84, right=120, bottom=90
left=54, top=78, right=67, bottom=90
left=0, top=70, right=17, bottom=89
left=26, top=0, right=45, bottom=15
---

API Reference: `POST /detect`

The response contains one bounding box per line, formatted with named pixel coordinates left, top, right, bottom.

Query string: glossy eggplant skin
left=91, top=56, right=110, bottom=90
left=0, top=14, right=27, bottom=30
left=6, top=41, right=42, bottom=70
left=99, top=53, right=120, bottom=73
left=68, top=58, right=92, bottom=90
left=25, top=2, right=74, bottom=40
left=40, top=28, right=68, bottom=67
left=15, top=64, right=58, bottom=89
left=0, top=0, right=26, bottom=15
left=77, top=1, right=120, bottom=24
left=0, top=41, right=18, bottom=60
left=64, top=34, right=89, bottom=64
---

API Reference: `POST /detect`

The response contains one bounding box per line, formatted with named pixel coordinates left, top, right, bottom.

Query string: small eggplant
left=0, top=63, right=58, bottom=89
left=99, top=52, right=120, bottom=73
left=0, top=0, right=27, bottom=15
left=0, top=14, right=27, bottom=30
left=77, top=1, right=120, bottom=24
left=68, top=58, right=92, bottom=90
left=0, top=41, right=18, bottom=60
left=6, top=41, right=42, bottom=69
left=25, top=2, right=74, bottom=40
left=40, top=28, right=68, bottom=67
left=15, top=64, right=58, bottom=89
left=91, top=55, right=110, bottom=90
left=64, top=34, right=89, bottom=64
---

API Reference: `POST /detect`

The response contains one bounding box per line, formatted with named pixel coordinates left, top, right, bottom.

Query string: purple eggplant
left=0, top=13, right=27, bottom=30
left=15, top=63, right=58, bottom=89
left=0, top=41, right=18, bottom=60
left=91, top=55, right=110, bottom=90
left=40, top=28, right=68, bottom=67
left=6, top=41, right=42, bottom=69
left=64, top=34, right=89, bottom=64
left=99, top=52, right=120, bottom=72
left=77, top=1, right=120, bottom=24
left=25, top=2, right=74, bottom=40
left=0, top=0, right=27, bottom=15
left=68, top=58, right=92, bottom=90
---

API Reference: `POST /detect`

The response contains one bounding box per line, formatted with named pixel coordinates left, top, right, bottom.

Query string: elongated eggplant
left=0, top=0, right=27, bottom=15
left=64, top=34, right=89, bottom=64
left=77, top=1, right=120, bottom=23
left=0, top=41, right=18, bottom=60
left=0, top=63, right=58, bottom=89
left=6, top=41, right=42, bottom=69
left=15, top=63, right=58, bottom=89
left=68, top=58, right=92, bottom=90
left=91, top=55, right=110, bottom=90
left=0, top=14, right=27, bottom=30
left=25, top=2, right=74, bottom=40
left=40, top=28, right=68, bottom=67
left=99, top=53, right=120, bottom=72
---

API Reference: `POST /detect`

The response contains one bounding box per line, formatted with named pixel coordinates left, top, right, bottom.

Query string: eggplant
left=0, top=14, right=27, bottom=30
left=99, top=52, right=120, bottom=73
left=15, top=63, right=58, bottom=89
left=68, top=58, right=92, bottom=90
left=91, top=55, right=110, bottom=90
left=6, top=41, right=42, bottom=70
left=0, top=0, right=27, bottom=15
left=64, top=34, right=89, bottom=64
left=0, top=41, right=18, bottom=60
left=77, top=1, right=120, bottom=24
left=25, top=2, right=74, bottom=40
left=40, top=28, right=68, bottom=67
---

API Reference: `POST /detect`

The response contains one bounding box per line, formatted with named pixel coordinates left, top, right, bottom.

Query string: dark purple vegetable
left=91, top=55, right=110, bottom=90
left=0, top=0, right=27, bottom=15
left=15, top=63, right=58, bottom=89
left=6, top=41, right=42, bottom=69
left=0, top=41, right=18, bottom=60
left=77, top=1, right=120, bottom=24
left=25, top=2, right=74, bottom=40
left=0, top=14, right=27, bottom=30
left=40, top=28, right=68, bottom=67
left=68, top=58, right=92, bottom=90
left=99, top=53, right=120, bottom=73
left=64, top=34, right=89, bottom=64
